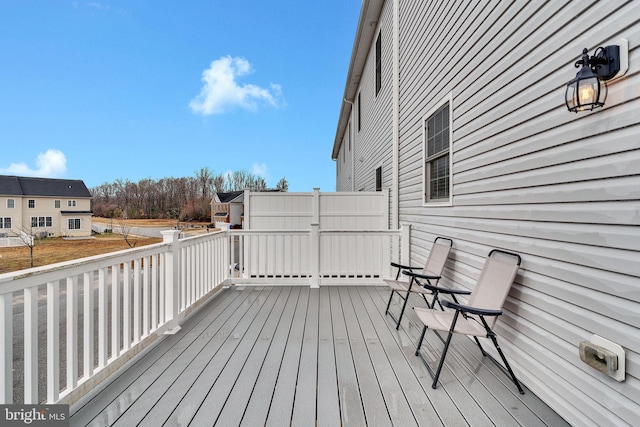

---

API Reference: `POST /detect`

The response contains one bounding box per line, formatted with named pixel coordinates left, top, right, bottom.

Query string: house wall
left=350, top=0, right=395, bottom=194
left=0, top=196, right=91, bottom=237
left=336, top=1, right=640, bottom=425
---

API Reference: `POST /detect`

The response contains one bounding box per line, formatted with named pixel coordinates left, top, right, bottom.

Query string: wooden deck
left=69, top=286, right=568, bottom=426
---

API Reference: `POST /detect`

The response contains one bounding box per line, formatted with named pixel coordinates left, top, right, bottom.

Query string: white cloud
left=252, top=162, right=269, bottom=179
left=189, top=56, right=283, bottom=115
left=0, top=149, right=67, bottom=178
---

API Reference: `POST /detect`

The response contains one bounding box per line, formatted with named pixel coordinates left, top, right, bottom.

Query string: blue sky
left=0, top=1, right=361, bottom=191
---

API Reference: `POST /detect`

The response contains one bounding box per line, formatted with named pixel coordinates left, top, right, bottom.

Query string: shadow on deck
left=70, top=286, right=568, bottom=426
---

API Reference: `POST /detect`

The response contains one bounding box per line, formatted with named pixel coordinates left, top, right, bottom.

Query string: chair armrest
left=403, top=271, right=471, bottom=295
left=402, top=270, right=440, bottom=280
left=441, top=299, right=502, bottom=316
left=391, top=262, right=422, bottom=270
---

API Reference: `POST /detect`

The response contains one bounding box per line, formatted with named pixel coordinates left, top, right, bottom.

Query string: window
left=424, top=98, right=452, bottom=204
left=28, top=199, right=35, bottom=208
left=29, top=216, right=52, bottom=228
left=55, top=200, right=61, bottom=209
left=357, top=92, right=361, bottom=132
left=7, top=199, right=14, bottom=208
left=375, top=31, right=382, bottom=95
left=0, top=218, right=11, bottom=229
left=68, top=200, right=76, bottom=207
left=375, top=166, right=382, bottom=191
left=69, top=218, right=81, bottom=230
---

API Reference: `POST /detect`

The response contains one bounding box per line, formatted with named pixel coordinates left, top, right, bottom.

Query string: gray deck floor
left=70, top=286, right=569, bottom=426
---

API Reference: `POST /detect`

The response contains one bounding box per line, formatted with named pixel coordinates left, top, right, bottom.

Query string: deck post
left=310, top=188, right=321, bottom=288
left=400, top=223, right=411, bottom=266
left=162, top=230, right=182, bottom=334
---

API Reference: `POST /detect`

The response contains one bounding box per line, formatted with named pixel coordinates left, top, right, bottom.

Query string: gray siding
left=352, top=1, right=395, bottom=194
left=336, top=0, right=640, bottom=425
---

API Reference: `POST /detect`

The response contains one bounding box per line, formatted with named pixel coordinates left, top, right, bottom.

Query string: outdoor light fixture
left=565, top=45, right=620, bottom=112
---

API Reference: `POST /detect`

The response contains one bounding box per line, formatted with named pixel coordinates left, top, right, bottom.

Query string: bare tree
left=12, top=222, right=39, bottom=268
left=276, top=178, right=289, bottom=192
left=117, top=215, right=139, bottom=248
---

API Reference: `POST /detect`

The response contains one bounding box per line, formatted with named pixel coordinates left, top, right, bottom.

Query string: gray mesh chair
left=413, top=249, right=525, bottom=394
left=384, top=237, right=453, bottom=329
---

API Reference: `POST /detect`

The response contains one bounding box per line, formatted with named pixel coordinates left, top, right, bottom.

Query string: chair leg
left=473, top=336, right=487, bottom=356
left=396, top=289, right=411, bottom=329
left=489, top=333, right=525, bottom=395
left=432, top=311, right=460, bottom=389
left=385, top=290, right=395, bottom=315
left=415, top=325, right=427, bottom=356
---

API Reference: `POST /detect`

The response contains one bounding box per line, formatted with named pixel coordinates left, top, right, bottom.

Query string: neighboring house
left=0, top=175, right=93, bottom=238
left=210, top=191, right=244, bottom=228
left=333, top=2, right=639, bottom=426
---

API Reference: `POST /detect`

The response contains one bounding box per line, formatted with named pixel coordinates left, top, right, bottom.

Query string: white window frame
left=7, top=199, right=15, bottom=209
left=68, top=218, right=81, bottom=230
left=55, top=200, right=61, bottom=209
left=422, top=93, right=453, bottom=206
left=28, top=199, right=35, bottom=208
left=68, top=200, right=77, bottom=207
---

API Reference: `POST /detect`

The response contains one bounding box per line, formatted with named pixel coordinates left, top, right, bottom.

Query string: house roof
left=214, top=191, right=245, bottom=204
left=0, top=175, right=92, bottom=198
left=332, top=0, right=384, bottom=160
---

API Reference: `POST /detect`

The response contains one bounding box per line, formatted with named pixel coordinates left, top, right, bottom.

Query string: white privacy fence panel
left=244, top=189, right=389, bottom=230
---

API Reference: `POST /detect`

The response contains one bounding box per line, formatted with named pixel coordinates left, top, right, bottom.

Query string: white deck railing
left=0, top=226, right=407, bottom=405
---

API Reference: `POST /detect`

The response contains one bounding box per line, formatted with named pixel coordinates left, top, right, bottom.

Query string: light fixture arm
left=575, top=46, right=620, bottom=81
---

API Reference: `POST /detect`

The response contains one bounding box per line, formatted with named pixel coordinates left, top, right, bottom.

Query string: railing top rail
left=0, top=241, right=170, bottom=294
left=229, top=228, right=402, bottom=235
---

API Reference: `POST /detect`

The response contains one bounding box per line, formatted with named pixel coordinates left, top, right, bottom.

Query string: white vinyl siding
left=396, top=2, right=640, bottom=426
left=337, top=0, right=640, bottom=425
left=352, top=0, right=394, bottom=196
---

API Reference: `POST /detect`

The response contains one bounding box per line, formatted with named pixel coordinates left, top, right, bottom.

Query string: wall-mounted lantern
left=565, top=46, right=620, bottom=112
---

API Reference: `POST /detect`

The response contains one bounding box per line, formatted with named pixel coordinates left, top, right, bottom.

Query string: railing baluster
left=23, top=286, right=38, bottom=403
left=47, top=280, right=59, bottom=403
left=159, top=253, right=165, bottom=325
left=111, top=264, right=120, bottom=359
left=67, top=276, right=78, bottom=392
left=123, top=262, right=131, bottom=351
left=0, top=293, right=13, bottom=404
left=98, top=268, right=108, bottom=368
left=133, top=259, right=141, bottom=343
left=143, top=256, right=150, bottom=337
left=83, top=271, right=94, bottom=379
left=151, top=255, right=158, bottom=330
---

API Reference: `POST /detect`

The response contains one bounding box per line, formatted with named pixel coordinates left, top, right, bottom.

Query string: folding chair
left=384, top=237, right=454, bottom=329
left=413, top=249, right=525, bottom=394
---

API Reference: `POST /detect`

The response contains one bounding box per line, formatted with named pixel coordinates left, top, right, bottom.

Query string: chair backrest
left=467, top=249, right=521, bottom=328
left=422, top=237, right=453, bottom=278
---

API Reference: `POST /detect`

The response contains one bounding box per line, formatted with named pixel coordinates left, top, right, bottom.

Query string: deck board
left=70, top=285, right=570, bottom=427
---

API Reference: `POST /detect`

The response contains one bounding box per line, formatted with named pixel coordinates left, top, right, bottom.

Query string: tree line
left=90, top=167, right=289, bottom=222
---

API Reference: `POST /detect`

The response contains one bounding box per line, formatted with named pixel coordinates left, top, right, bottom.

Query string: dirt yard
left=0, top=218, right=215, bottom=274
left=0, top=234, right=163, bottom=274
